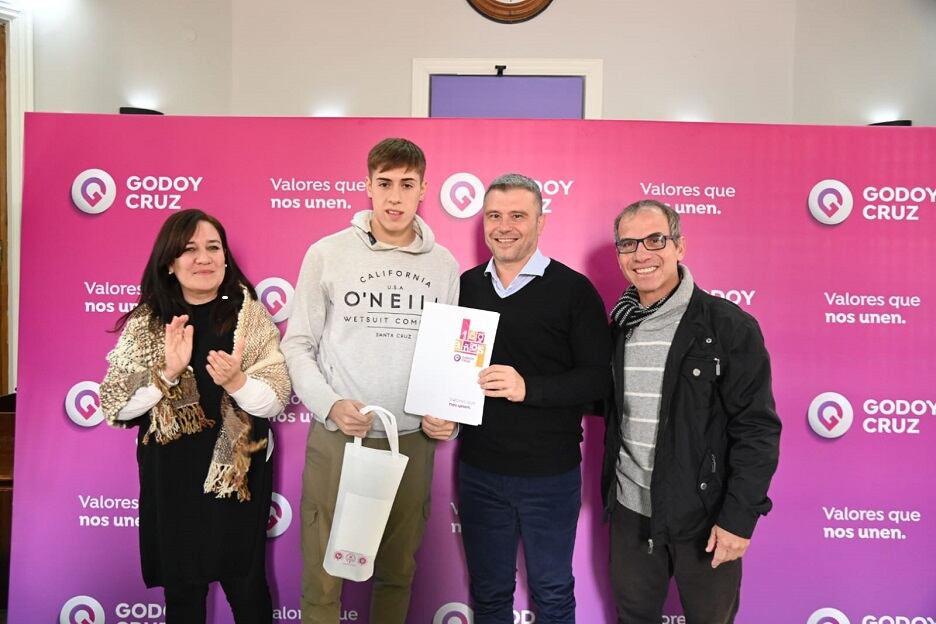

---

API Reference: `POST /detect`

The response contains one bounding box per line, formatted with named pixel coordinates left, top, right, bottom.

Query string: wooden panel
left=0, top=391, right=12, bottom=609
left=0, top=486, right=10, bottom=607
left=0, top=409, right=11, bottom=481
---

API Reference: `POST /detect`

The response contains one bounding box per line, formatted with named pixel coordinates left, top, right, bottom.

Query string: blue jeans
left=458, top=461, right=582, bottom=624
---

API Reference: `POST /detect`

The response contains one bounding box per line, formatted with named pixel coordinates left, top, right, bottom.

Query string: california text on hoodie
left=281, top=210, right=460, bottom=436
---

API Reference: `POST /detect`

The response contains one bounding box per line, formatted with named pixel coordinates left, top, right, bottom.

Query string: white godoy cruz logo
left=808, top=392, right=854, bottom=439
left=808, top=179, right=853, bottom=225
left=256, top=277, right=295, bottom=323
left=807, top=607, right=850, bottom=624
left=441, top=173, right=485, bottom=219
left=60, top=595, right=106, bottom=624
left=72, top=169, right=117, bottom=215
left=65, top=381, right=104, bottom=427
left=267, top=491, right=293, bottom=538
left=433, top=602, right=473, bottom=624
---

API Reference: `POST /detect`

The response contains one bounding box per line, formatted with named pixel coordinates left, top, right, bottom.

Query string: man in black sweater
left=458, top=173, right=611, bottom=624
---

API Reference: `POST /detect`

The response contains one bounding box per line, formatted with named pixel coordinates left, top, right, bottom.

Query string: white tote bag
left=323, top=405, right=409, bottom=581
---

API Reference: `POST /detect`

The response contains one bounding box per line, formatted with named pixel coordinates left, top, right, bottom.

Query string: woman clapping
left=100, top=209, right=290, bottom=624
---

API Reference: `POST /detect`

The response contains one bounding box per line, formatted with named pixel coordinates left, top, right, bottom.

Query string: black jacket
left=601, top=284, right=781, bottom=545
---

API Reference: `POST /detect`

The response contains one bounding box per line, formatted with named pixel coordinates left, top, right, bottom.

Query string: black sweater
left=458, top=260, right=612, bottom=476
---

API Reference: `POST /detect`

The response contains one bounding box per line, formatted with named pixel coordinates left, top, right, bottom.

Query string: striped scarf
left=610, top=273, right=681, bottom=339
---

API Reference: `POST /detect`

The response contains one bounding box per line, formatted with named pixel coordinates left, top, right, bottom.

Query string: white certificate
left=404, top=302, right=500, bottom=426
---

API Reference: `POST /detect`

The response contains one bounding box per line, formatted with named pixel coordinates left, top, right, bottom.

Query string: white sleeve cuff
left=115, top=384, right=162, bottom=421
left=230, top=376, right=283, bottom=419
left=158, top=370, right=180, bottom=386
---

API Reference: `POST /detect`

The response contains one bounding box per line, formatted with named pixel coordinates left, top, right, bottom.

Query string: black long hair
left=114, top=209, right=257, bottom=334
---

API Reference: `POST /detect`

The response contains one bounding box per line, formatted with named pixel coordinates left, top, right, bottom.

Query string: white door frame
left=412, top=58, right=603, bottom=119
left=0, top=0, right=34, bottom=390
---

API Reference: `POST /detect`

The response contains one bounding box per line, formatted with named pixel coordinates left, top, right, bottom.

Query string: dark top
left=135, top=294, right=272, bottom=588
left=458, top=260, right=612, bottom=476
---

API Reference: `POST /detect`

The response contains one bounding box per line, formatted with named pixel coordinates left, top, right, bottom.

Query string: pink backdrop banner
left=12, top=113, right=936, bottom=624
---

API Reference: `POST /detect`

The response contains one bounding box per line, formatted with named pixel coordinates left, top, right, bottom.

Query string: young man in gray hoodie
left=281, top=138, right=460, bottom=624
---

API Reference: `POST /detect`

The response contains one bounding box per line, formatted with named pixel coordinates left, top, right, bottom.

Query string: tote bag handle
left=355, top=405, right=401, bottom=456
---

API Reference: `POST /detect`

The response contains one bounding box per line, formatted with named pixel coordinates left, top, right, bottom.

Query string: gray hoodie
left=281, top=210, right=460, bottom=436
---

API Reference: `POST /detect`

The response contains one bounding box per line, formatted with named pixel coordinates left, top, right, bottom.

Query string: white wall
left=34, top=0, right=232, bottom=114
left=230, top=0, right=798, bottom=122
left=31, top=0, right=936, bottom=124
left=31, top=0, right=936, bottom=123
left=793, top=0, right=936, bottom=125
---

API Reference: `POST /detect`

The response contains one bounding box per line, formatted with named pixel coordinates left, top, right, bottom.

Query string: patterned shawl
left=100, top=288, right=291, bottom=501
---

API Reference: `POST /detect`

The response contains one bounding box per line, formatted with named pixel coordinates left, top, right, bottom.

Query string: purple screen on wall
left=430, top=75, right=584, bottom=119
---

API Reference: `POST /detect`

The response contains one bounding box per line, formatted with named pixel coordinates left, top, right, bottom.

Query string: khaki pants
left=300, top=421, right=436, bottom=624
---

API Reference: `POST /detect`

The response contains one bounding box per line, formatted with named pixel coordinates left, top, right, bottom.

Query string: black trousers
left=164, top=573, right=272, bottom=624
left=609, top=502, right=741, bottom=624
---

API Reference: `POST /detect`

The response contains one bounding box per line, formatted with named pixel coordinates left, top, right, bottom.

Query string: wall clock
left=467, top=0, right=554, bottom=24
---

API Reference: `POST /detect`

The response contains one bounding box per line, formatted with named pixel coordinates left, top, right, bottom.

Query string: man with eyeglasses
left=601, top=199, right=781, bottom=623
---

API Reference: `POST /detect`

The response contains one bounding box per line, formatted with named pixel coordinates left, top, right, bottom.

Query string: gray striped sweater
left=616, top=266, right=694, bottom=516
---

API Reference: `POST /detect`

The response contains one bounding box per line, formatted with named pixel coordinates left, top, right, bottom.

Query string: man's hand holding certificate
left=478, top=365, right=525, bottom=402
left=405, top=302, right=499, bottom=425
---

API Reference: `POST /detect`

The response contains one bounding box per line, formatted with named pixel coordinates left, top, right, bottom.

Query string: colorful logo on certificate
left=453, top=318, right=488, bottom=367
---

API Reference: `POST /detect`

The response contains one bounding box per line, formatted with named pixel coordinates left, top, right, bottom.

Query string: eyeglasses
left=614, top=233, right=679, bottom=255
